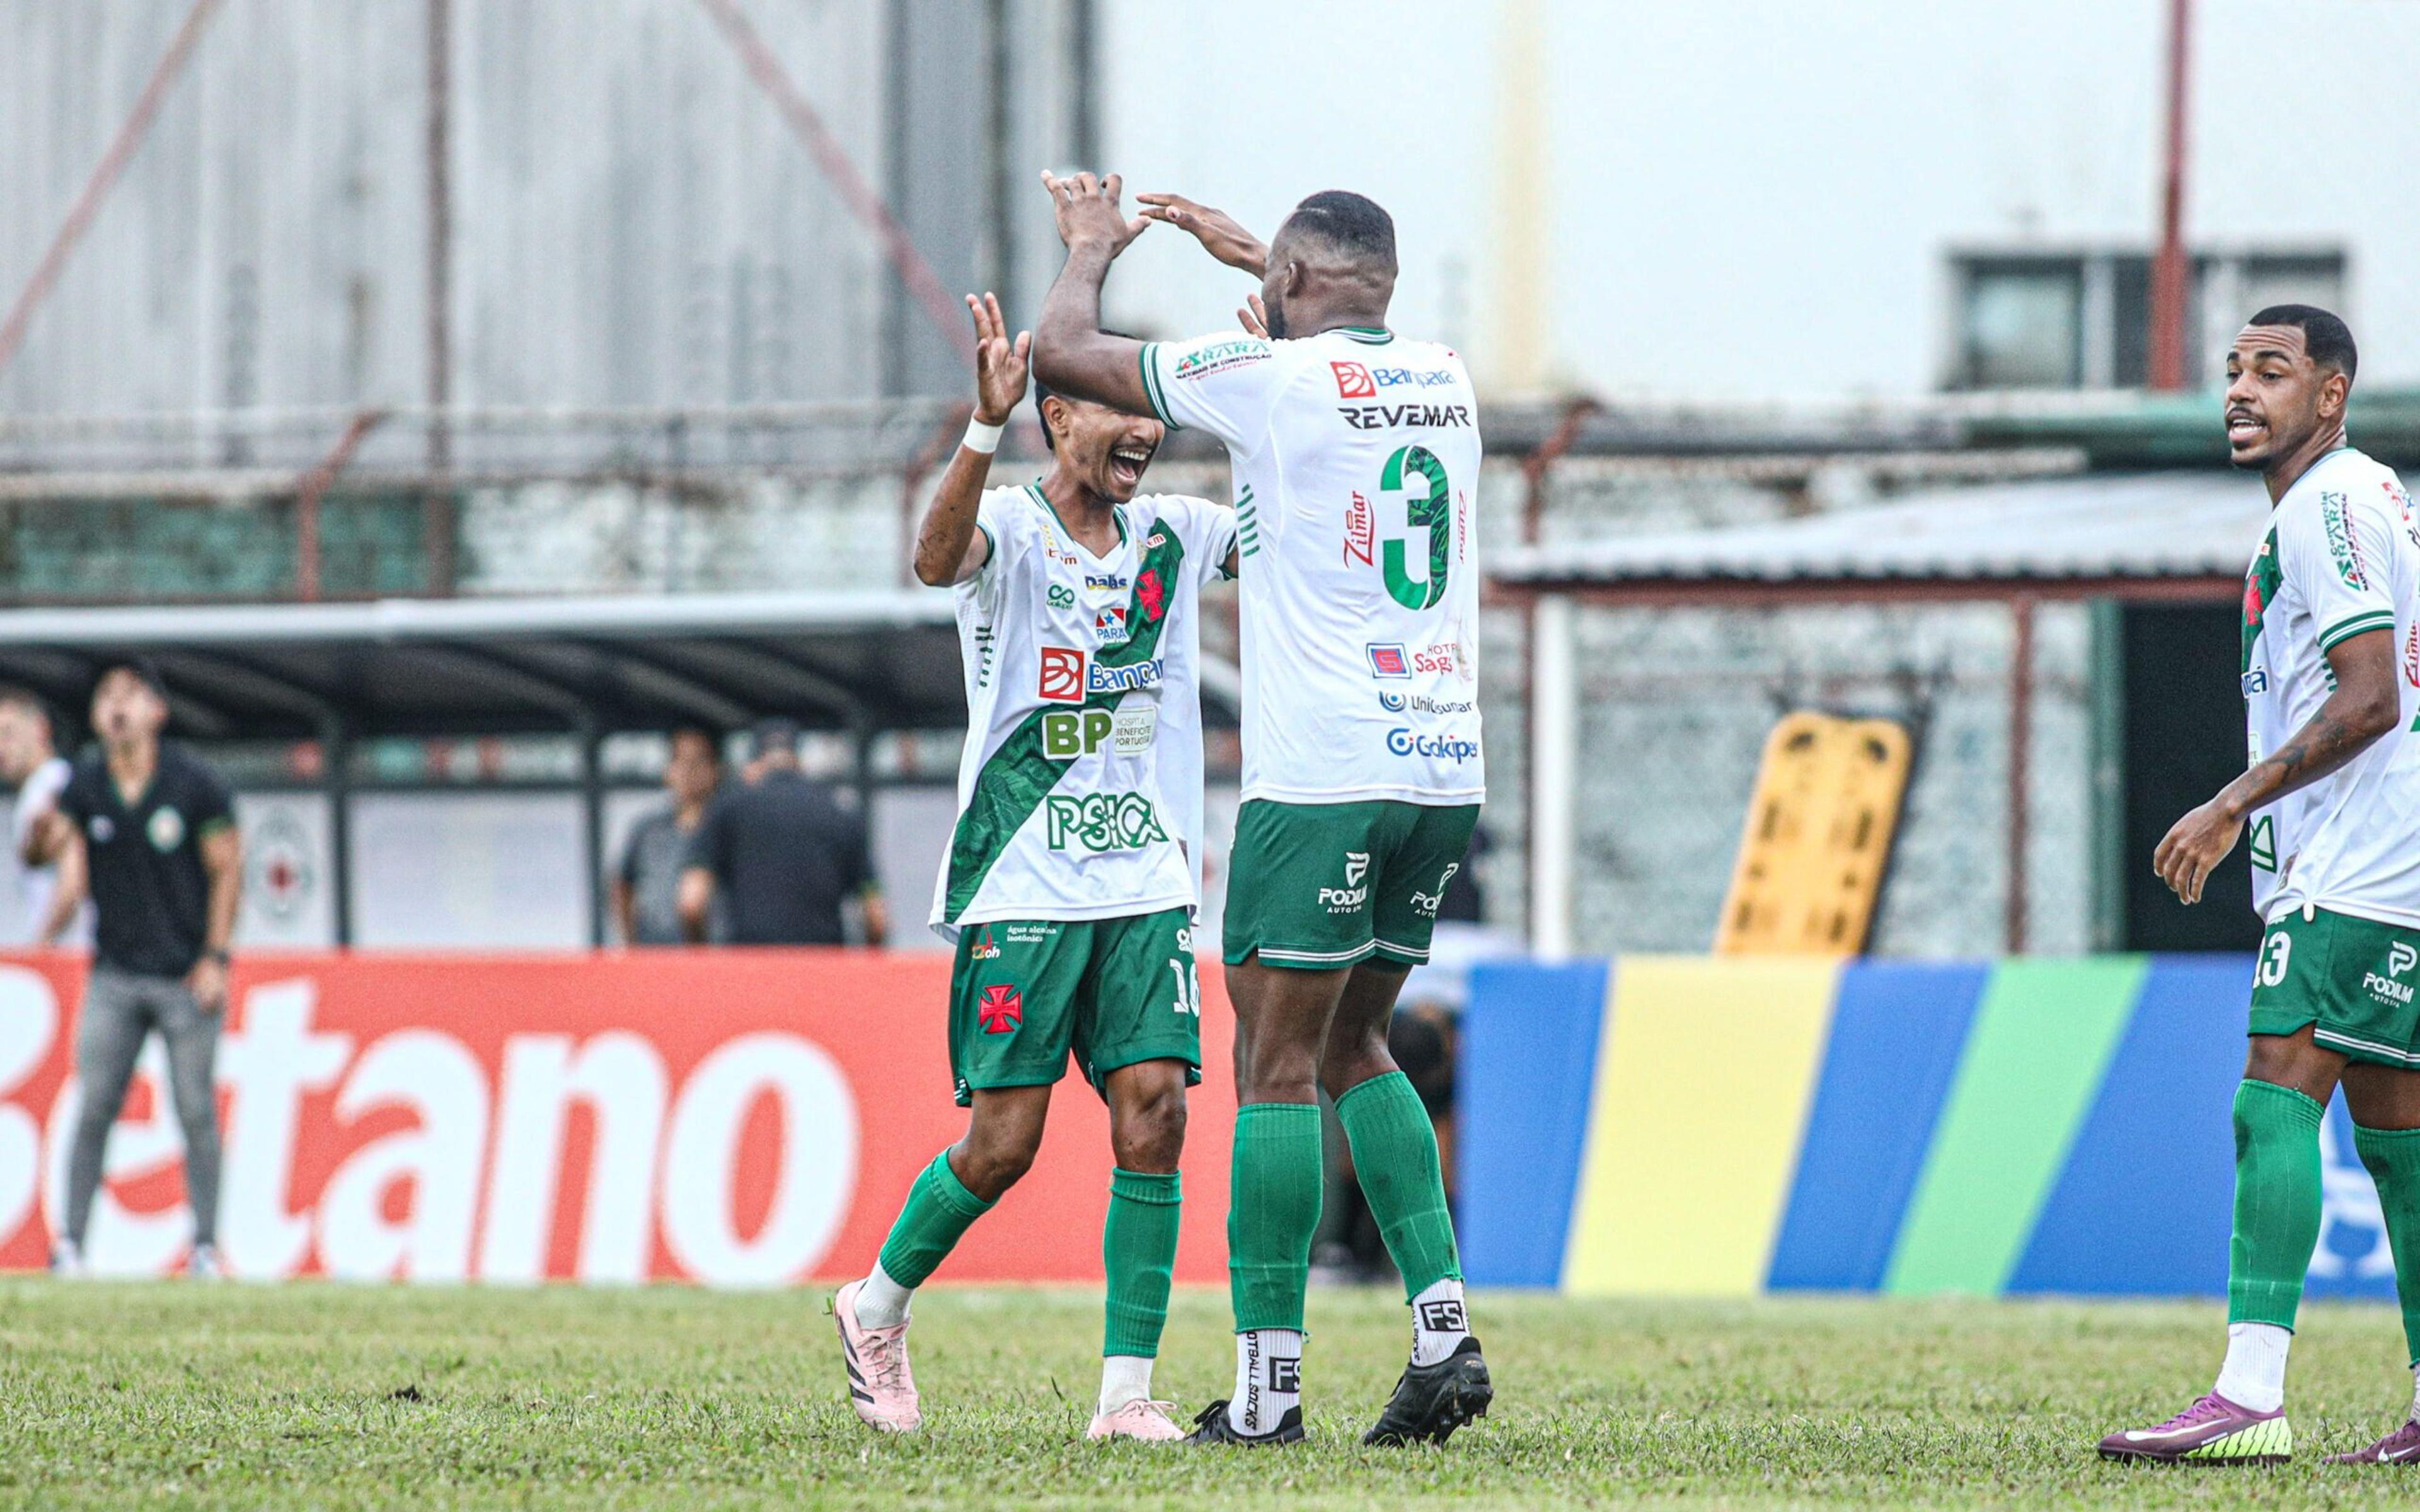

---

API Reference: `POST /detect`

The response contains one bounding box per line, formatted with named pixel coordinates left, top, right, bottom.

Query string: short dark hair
left=93, top=655, right=167, bottom=704
left=2249, top=304, right=2358, bottom=381
left=1033, top=329, right=1141, bottom=452
left=669, top=725, right=722, bottom=763
left=1278, top=190, right=1397, bottom=270
left=749, top=717, right=800, bottom=761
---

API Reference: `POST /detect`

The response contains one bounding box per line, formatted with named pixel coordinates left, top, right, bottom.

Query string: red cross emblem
left=977, top=985, right=1023, bottom=1035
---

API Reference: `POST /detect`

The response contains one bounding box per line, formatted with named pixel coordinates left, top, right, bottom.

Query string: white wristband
left=963, top=416, right=1005, bottom=455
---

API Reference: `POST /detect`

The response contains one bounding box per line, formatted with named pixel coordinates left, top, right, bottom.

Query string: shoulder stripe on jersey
left=942, top=527, right=1193, bottom=920
left=2319, top=610, right=2397, bottom=651
left=1138, top=343, right=1178, bottom=428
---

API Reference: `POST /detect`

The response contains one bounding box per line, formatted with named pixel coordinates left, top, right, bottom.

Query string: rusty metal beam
left=292, top=409, right=389, bottom=602
left=0, top=0, right=228, bottom=380
left=1484, top=574, right=2242, bottom=609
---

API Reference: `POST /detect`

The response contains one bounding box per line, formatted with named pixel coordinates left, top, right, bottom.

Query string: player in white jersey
left=2104, top=307, right=2420, bottom=1467
left=1033, top=175, right=1489, bottom=1448
left=832, top=294, right=1236, bottom=1444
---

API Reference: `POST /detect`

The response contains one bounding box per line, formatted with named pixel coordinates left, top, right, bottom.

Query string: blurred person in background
left=0, top=688, right=87, bottom=945
left=613, top=726, right=726, bottom=946
left=32, top=660, right=242, bottom=1278
left=680, top=718, right=887, bottom=946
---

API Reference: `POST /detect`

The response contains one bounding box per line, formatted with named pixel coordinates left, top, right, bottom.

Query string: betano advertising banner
left=0, top=953, right=1237, bottom=1284
left=1463, top=954, right=2402, bottom=1303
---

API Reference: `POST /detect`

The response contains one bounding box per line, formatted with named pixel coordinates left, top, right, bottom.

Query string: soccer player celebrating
left=2101, top=307, right=2420, bottom=1466
left=832, top=292, right=1237, bottom=1443
left=1033, top=175, right=1489, bottom=1447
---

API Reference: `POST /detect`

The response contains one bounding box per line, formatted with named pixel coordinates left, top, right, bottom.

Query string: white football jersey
left=930, top=484, right=1237, bottom=934
left=1140, top=327, right=1484, bottom=806
left=2239, top=446, right=2420, bottom=927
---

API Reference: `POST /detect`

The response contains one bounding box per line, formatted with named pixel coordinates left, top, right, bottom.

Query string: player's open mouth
left=2227, top=413, right=2264, bottom=444
left=1108, top=445, right=1151, bottom=486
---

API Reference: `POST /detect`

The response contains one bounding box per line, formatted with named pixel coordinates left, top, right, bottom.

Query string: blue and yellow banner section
left=1461, top=955, right=2401, bottom=1302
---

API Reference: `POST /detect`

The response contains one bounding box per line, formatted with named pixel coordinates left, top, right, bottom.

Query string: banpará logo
left=1332, top=361, right=1376, bottom=398
left=1044, top=792, right=1169, bottom=852
left=1370, top=367, right=1456, bottom=389
left=1047, top=583, right=1076, bottom=609
left=1038, top=646, right=1088, bottom=703
left=1385, top=728, right=1480, bottom=762
left=1085, top=658, right=1164, bottom=696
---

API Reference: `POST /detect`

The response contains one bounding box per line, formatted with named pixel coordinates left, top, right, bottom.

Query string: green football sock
left=875, top=1149, right=994, bottom=1289
left=1335, top=1070, right=1463, bottom=1300
left=2228, top=1079, right=2325, bottom=1329
left=2353, top=1123, right=2420, bottom=1365
left=1103, top=1167, right=1182, bottom=1358
left=1228, top=1101, right=1323, bottom=1332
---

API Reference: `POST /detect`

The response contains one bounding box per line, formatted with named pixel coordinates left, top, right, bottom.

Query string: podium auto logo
left=1320, top=852, right=1371, bottom=914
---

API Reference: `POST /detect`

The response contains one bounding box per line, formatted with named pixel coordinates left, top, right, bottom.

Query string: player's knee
left=1112, top=1081, right=1187, bottom=1171
left=955, top=1136, right=1039, bottom=1200
left=1318, top=1031, right=1393, bottom=1100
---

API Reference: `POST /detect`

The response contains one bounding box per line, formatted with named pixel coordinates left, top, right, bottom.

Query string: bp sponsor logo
left=1320, top=851, right=1371, bottom=914
left=1047, top=583, right=1075, bottom=610
left=1044, top=792, right=1169, bottom=852
left=1386, top=728, right=1480, bottom=763
left=1039, top=646, right=1088, bottom=703
left=1174, top=338, right=1271, bottom=381
left=1379, top=692, right=1475, bottom=715
left=1368, top=643, right=1410, bottom=678
left=1338, top=403, right=1472, bottom=431
left=977, top=984, right=1024, bottom=1035
left=1042, top=704, right=1157, bottom=759
left=147, top=806, right=185, bottom=853
left=2321, top=492, right=2369, bottom=588
left=1332, top=361, right=1376, bottom=398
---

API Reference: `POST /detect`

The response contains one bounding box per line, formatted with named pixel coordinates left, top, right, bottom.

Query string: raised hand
left=1238, top=292, right=1270, bottom=340
left=1137, top=192, right=1269, bottom=277
left=965, top=292, right=1030, bottom=424
left=1041, top=171, right=1149, bottom=256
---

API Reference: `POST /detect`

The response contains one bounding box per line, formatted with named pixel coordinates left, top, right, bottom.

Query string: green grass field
left=5, top=1281, right=2420, bottom=1509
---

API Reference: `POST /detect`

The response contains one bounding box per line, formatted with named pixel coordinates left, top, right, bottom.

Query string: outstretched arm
left=2156, top=628, right=2402, bottom=903
left=1136, top=193, right=1269, bottom=278
left=1032, top=171, right=1154, bottom=414
left=913, top=293, right=1029, bottom=587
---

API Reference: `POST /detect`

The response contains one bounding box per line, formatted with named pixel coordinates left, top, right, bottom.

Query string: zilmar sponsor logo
left=1386, top=728, right=1480, bottom=762
left=1044, top=792, right=1170, bottom=852
left=1339, top=403, right=1472, bottom=431
left=1175, top=338, right=1271, bottom=381
left=1345, top=492, right=1374, bottom=566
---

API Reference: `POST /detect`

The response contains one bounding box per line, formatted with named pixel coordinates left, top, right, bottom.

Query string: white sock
left=1098, top=1354, right=1154, bottom=1415
left=2214, top=1321, right=2291, bottom=1413
left=1226, top=1329, right=1303, bottom=1436
left=852, top=1261, right=913, bottom=1331
left=1410, top=1278, right=1471, bottom=1368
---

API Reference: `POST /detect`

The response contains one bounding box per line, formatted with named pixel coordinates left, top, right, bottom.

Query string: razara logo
left=977, top=985, right=1023, bottom=1035
left=1039, top=646, right=1087, bottom=703
left=1386, top=728, right=1480, bottom=762
left=1332, top=361, right=1376, bottom=398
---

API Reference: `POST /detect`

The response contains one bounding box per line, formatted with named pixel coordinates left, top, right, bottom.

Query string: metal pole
left=323, top=716, right=354, bottom=948
left=2147, top=0, right=2194, bottom=392
left=0, top=0, right=229, bottom=380
left=1068, top=0, right=1097, bottom=168
left=425, top=0, right=457, bottom=592
left=985, top=0, right=1014, bottom=311
left=582, top=723, right=607, bottom=948
left=1530, top=593, right=1577, bottom=959
left=2006, top=593, right=2036, bottom=954
left=292, top=408, right=387, bottom=601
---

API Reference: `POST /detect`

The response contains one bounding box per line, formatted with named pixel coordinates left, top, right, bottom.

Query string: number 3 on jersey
left=1381, top=444, right=1451, bottom=611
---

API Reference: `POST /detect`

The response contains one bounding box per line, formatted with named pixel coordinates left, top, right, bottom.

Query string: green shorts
left=1223, top=799, right=1480, bottom=970
left=2249, top=904, right=2420, bottom=1068
left=948, top=908, right=1203, bottom=1106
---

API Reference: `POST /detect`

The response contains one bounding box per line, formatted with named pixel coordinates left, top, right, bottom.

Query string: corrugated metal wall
left=0, top=0, right=1083, bottom=418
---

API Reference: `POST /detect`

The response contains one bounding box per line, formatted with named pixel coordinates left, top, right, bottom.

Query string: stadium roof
left=0, top=591, right=991, bottom=740
left=1488, top=471, right=2269, bottom=600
